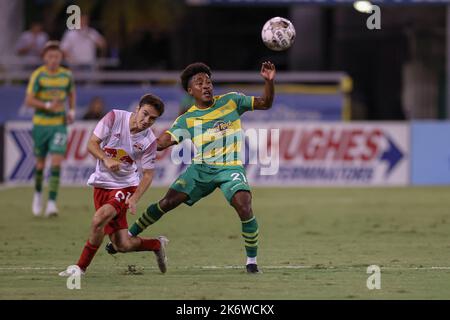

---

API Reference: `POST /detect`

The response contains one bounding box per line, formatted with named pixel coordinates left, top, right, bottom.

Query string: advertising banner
left=4, top=121, right=409, bottom=187
left=244, top=122, right=409, bottom=186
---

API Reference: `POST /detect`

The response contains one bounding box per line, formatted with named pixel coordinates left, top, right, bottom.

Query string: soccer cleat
left=32, top=192, right=43, bottom=216
left=58, top=265, right=85, bottom=277
left=154, top=236, right=169, bottom=274
left=105, top=242, right=117, bottom=255
left=246, top=263, right=260, bottom=274
left=44, top=200, right=59, bottom=217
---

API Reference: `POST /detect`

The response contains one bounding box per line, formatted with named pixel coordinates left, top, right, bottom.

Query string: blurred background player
left=25, top=41, right=76, bottom=217
left=59, top=94, right=168, bottom=276
left=107, top=61, right=276, bottom=274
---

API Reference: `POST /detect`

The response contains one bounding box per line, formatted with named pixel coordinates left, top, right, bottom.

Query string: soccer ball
left=261, top=17, right=296, bottom=51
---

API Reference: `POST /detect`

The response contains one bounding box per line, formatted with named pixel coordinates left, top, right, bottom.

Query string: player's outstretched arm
left=87, top=134, right=121, bottom=172
left=126, top=169, right=154, bottom=215
left=157, top=132, right=178, bottom=151
left=253, top=61, right=276, bottom=110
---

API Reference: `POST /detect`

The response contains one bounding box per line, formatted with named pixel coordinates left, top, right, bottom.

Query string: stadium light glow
left=353, top=1, right=374, bottom=13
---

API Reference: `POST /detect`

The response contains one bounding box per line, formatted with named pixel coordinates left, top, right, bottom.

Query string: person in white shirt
left=59, top=94, right=168, bottom=277
left=15, top=22, right=49, bottom=67
left=16, top=22, right=49, bottom=57
left=60, top=14, right=106, bottom=69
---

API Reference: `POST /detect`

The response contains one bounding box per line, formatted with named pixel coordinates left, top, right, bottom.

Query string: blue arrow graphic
left=379, top=135, right=404, bottom=177
left=9, top=129, right=35, bottom=181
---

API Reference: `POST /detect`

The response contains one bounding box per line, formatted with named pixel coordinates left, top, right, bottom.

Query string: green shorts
left=32, top=125, right=68, bottom=158
left=170, top=164, right=251, bottom=206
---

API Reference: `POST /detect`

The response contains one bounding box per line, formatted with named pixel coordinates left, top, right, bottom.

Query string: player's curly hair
left=180, top=62, right=212, bottom=92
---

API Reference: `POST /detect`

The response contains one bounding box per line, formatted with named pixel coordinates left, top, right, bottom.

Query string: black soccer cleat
left=105, top=242, right=117, bottom=255
left=246, top=263, right=260, bottom=274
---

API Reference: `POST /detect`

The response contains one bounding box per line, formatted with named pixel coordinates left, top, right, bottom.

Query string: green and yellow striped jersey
left=26, top=65, right=74, bottom=126
left=167, top=92, right=254, bottom=166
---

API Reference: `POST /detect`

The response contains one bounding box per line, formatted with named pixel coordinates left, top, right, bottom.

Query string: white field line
left=1, top=265, right=450, bottom=272
left=0, top=185, right=22, bottom=191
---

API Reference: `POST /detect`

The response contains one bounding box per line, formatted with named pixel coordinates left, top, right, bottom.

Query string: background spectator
left=15, top=21, right=49, bottom=58
left=82, top=96, right=106, bottom=120
left=61, top=14, right=107, bottom=70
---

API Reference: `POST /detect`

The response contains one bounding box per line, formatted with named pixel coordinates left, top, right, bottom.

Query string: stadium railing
left=0, top=69, right=352, bottom=121
left=0, top=68, right=348, bottom=84
left=0, top=56, right=120, bottom=76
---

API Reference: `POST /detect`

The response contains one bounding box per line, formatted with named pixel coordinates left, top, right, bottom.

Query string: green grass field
left=1, top=186, right=450, bottom=299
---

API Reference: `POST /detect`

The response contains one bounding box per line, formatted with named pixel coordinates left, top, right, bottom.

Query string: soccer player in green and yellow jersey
left=25, top=41, right=76, bottom=217
left=107, top=61, right=275, bottom=273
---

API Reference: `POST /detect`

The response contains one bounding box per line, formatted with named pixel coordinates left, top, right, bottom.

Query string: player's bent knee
left=160, top=189, right=188, bottom=211
left=90, top=218, right=105, bottom=233
left=115, top=244, right=130, bottom=253
left=160, top=197, right=182, bottom=212
left=51, top=154, right=64, bottom=166
left=36, top=162, right=45, bottom=170
left=50, top=160, right=62, bottom=168
left=114, top=240, right=133, bottom=253
left=231, top=192, right=252, bottom=217
left=238, top=205, right=253, bottom=220
left=91, top=208, right=115, bottom=231
left=92, top=213, right=111, bottom=227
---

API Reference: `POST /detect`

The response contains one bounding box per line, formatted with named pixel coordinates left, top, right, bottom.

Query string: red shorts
left=93, top=186, right=137, bottom=235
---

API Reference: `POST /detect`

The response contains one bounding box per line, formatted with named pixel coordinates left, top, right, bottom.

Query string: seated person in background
left=83, top=96, right=106, bottom=120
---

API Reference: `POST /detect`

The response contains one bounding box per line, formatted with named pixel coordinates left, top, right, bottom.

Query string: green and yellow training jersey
left=26, top=65, right=74, bottom=126
left=167, top=92, right=254, bottom=166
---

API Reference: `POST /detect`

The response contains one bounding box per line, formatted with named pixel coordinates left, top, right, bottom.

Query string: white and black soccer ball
left=261, top=17, right=296, bottom=51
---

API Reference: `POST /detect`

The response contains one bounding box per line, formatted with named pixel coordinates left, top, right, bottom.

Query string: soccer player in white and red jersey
left=59, top=94, right=168, bottom=277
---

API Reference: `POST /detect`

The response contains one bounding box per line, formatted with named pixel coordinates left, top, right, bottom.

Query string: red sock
left=77, top=240, right=99, bottom=271
left=136, top=237, right=161, bottom=252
